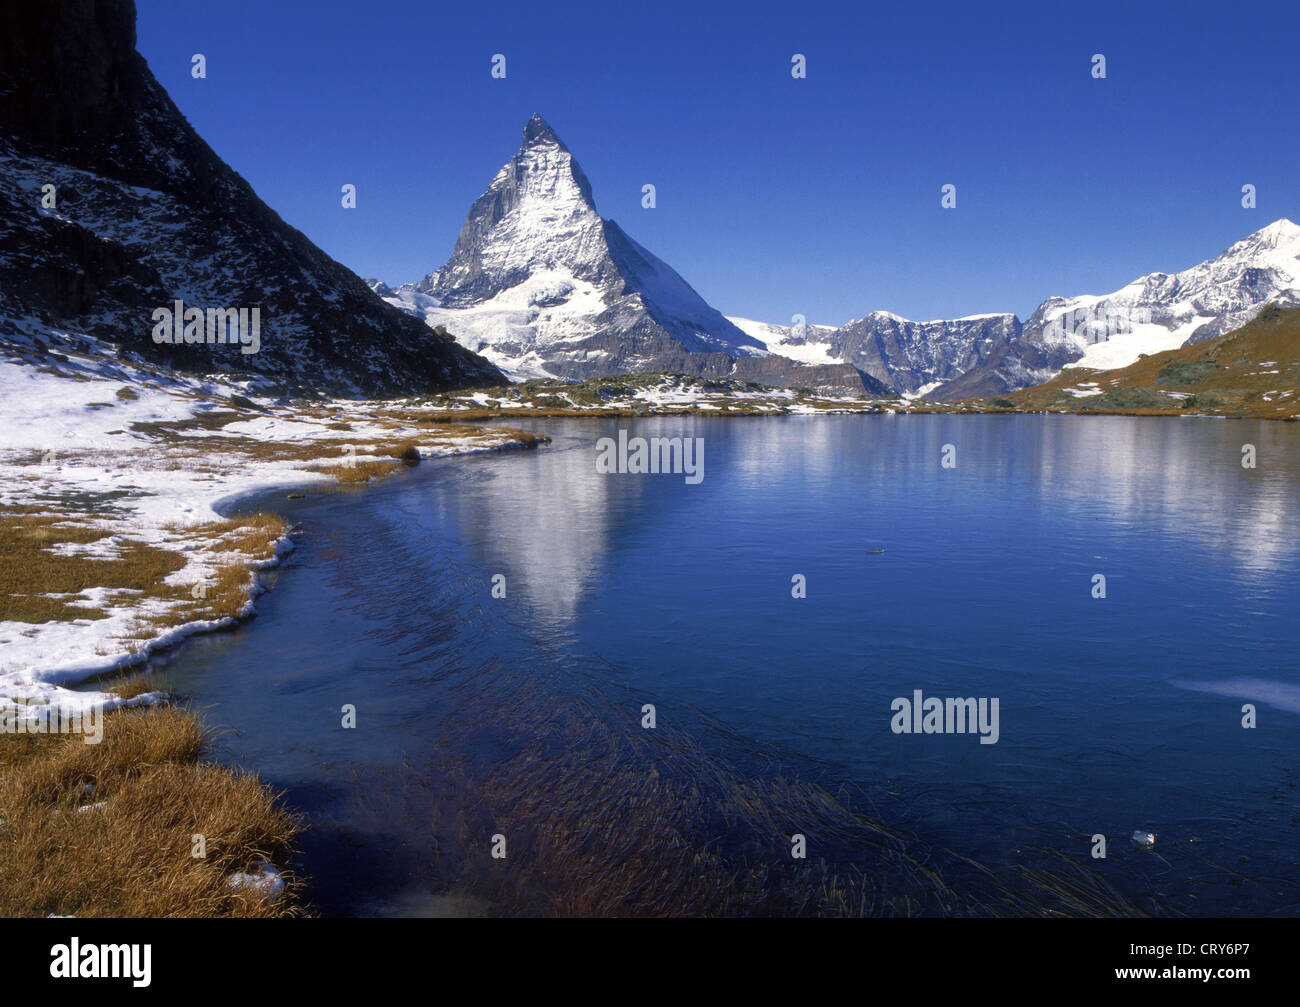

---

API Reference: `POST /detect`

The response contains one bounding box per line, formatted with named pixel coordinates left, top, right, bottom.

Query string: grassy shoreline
left=0, top=695, right=306, bottom=917
left=0, top=353, right=550, bottom=917
left=396, top=363, right=1300, bottom=423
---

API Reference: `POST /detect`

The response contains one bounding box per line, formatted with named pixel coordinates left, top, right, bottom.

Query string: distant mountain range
left=727, top=312, right=1022, bottom=398
left=376, top=112, right=1300, bottom=400
left=932, top=218, right=1300, bottom=400
left=0, top=0, right=503, bottom=395
left=732, top=220, right=1300, bottom=400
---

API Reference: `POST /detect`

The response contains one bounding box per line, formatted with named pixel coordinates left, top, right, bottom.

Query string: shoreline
left=0, top=344, right=548, bottom=715
left=8, top=376, right=1293, bottom=916
left=7, top=369, right=1292, bottom=710
left=1, top=444, right=541, bottom=706
left=0, top=350, right=546, bottom=918
left=401, top=370, right=1300, bottom=423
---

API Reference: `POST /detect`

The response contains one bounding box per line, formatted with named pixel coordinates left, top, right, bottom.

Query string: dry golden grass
left=0, top=705, right=306, bottom=917
left=0, top=505, right=287, bottom=652
left=207, top=512, right=286, bottom=559
left=310, top=459, right=402, bottom=484
left=127, top=410, right=247, bottom=441
left=389, top=440, right=422, bottom=465
left=112, top=513, right=288, bottom=645
left=500, top=429, right=551, bottom=448
left=102, top=673, right=166, bottom=701
left=388, top=400, right=794, bottom=422
left=398, top=406, right=646, bottom=422
left=0, top=509, right=187, bottom=623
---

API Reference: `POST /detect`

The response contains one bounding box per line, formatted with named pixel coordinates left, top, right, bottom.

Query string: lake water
left=137, top=415, right=1300, bottom=916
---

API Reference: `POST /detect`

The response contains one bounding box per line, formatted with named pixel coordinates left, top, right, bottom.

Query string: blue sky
left=137, top=0, right=1300, bottom=326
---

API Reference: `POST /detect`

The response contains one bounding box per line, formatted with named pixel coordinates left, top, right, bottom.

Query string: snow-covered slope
left=726, top=317, right=843, bottom=366
left=381, top=115, right=872, bottom=392
left=0, top=334, right=529, bottom=716
left=932, top=219, right=1300, bottom=400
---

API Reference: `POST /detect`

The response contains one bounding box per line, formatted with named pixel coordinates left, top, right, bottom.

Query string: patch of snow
left=226, top=859, right=286, bottom=902
left=1065, top=316, right=1214, bottom=370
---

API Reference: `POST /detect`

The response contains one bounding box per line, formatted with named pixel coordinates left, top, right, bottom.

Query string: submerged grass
left=346, top=670, right=1149, bottom=918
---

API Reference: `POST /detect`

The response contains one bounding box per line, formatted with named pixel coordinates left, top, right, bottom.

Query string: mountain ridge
left=378, top=109, right=1297, bottom=399
left=734, top=219, right=1300, bottom=400
left=992, top=301, right=1300, bottom=420
left=0, top=0, right=505, bottom=395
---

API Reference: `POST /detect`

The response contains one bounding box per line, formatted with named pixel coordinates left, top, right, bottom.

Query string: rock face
left=0, top=0, right=504, bottom=395
left=824, top=312, right=1021, bottom=396
left=384, top=115, right=878, bottom=393
left=727, top=313, right=1019, bottom=396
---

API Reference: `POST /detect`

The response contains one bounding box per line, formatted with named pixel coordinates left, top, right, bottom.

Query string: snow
left=226, top=859, right=286, bottom=902
left=928, top=312, right=1007, bottom=323
left=1045, top=219, right=1300, bottom=372
left=725, top=316, right=843, bottom=366
left=865, top=310, right=909, bottom=324
left=1065, top=316, right=1213, bottom=370
left=902, top=381, right=944, bottom=400
left=0, top=333, right=539, bottom=717
left=384, top=270, right=611, bottom=381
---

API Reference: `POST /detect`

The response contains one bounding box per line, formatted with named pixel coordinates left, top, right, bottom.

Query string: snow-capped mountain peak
left=522, top=111, right=565, bottom=147
left=1217, top=217, right=1300, bottom=277
left=413, top=115, right=602, bottom=310
left=381, top=116, right=869, bottom=390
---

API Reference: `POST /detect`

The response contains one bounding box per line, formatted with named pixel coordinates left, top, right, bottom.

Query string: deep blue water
left=137, top=415, right=1300, bottom=915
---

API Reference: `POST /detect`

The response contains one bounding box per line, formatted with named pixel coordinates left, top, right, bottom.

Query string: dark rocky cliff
left=0, top=0, right=505, bottom=395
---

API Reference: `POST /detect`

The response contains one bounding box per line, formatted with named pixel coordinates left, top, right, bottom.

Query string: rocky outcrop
left=825, top=312, right=1021, bottom=395
left=0, top=0, right=504, bottom=395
